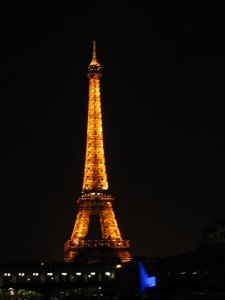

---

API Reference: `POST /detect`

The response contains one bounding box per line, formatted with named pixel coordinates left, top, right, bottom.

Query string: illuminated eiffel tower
left=64, top=41, right=131, bottom=264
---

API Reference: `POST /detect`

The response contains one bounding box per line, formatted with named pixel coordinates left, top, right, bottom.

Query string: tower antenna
left=92, top=40, right=97, bottom=60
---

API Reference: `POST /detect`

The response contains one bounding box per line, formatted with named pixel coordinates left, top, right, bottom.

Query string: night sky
left=1, top=2, right=225, bottom=264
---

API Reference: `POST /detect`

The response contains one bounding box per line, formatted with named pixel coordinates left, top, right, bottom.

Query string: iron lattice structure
left=64, top=42, right=131, bottom=264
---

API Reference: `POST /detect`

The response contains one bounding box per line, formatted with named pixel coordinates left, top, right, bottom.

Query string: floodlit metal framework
left=64, top=42, right=131, bottom=264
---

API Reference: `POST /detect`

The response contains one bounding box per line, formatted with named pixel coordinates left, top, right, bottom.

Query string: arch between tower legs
left=64, top=197, right=131, bottom=263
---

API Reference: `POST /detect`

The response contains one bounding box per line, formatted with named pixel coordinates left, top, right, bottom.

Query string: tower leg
left=71, top=203, right=91, bottom=242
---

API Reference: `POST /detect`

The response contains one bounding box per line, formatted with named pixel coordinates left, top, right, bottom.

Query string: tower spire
left=88, top=40, right=101, bottom=71
left=92, top=40, right=97, bottom=60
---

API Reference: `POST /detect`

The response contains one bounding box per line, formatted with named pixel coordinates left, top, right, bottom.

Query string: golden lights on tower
left=64, top=42, right=131, bottom=264
left=82, top=41, right=108, bottom=191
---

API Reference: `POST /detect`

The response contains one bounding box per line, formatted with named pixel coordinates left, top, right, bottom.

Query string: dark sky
left=1, top=2, right=225, bottom=264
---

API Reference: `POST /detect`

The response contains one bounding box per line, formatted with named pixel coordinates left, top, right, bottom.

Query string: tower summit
left=64, top=42, right=131, bottom=264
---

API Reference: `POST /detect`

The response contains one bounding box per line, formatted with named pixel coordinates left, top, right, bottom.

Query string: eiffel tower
left=64, top=41, right=131, bottom=264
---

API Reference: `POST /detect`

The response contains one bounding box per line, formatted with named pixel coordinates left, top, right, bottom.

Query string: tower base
left=64, top=239, right=131, bottom=264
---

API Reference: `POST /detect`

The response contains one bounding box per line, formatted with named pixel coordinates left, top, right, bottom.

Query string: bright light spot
left=145, top=276, right=156, bottom=288
left=192, top=271, right=198, bottom=275
left=105, top=272, right=111, bottom=276
left=139, top=263, right=157, bottom=292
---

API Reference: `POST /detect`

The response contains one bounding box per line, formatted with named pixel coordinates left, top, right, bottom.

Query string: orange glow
left=64, top=42, right=131, bottom=263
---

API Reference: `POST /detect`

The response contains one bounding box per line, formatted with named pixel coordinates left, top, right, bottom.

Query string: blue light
left=139, top=262, right=156, bottom=292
